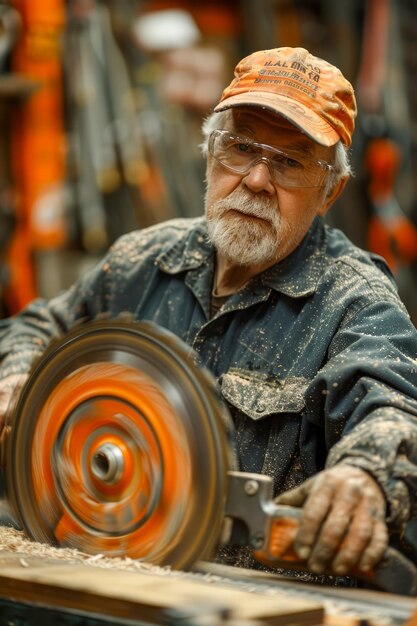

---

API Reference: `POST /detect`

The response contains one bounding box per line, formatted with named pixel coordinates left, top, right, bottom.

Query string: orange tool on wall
left=357, top=0, right=417, bottom=274
left=365, top=137, right=417, bottom=271
left=4, top=0, right=67, bottom=313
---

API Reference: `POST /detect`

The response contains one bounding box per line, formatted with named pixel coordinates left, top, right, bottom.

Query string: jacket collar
left=156, top=217, right=214, bottom=273
left=157, top=216, right=327, bottom=299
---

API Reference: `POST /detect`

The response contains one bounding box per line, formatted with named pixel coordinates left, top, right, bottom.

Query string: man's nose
left=242, top=158, right=275, bottom=195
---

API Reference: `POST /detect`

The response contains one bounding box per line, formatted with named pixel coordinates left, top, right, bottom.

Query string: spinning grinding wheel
left=6, top=319, right=234, bottom=569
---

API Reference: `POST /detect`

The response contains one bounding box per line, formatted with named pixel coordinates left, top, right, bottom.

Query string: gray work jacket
left=1, top=215, right=417, bottom=575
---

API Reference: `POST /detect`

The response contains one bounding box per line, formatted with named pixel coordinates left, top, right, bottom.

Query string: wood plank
left=0, top=551, right=323, bottom=625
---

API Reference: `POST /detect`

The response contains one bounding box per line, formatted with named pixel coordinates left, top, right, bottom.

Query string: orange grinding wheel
left=6, top=319, right=234, bottom=569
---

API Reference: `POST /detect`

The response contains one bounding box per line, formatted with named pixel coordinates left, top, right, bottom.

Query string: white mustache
left=216, top=193, right=278, bottom=222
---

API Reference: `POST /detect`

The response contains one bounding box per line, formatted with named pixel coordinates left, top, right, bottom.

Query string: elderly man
left=1, top=47, right=417, bottom=584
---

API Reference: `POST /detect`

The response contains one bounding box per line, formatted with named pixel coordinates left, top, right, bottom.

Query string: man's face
left=205, top=108, right=338, bottom=268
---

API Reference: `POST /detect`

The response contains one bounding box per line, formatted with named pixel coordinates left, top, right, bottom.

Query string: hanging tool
left=3, top=0, right=67, bottom=312
left=357, top=0, right=417, bottom=279
left=1, top=318, right=417, bottom=596
left=11, top=0, right=68, bottom=252
left=365, top=136, right=417, bottom=271
left=64, top=0, right=146, bottom=253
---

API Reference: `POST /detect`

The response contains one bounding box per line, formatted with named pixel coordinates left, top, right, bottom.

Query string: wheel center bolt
left=91, top=443, right=124, bottom=484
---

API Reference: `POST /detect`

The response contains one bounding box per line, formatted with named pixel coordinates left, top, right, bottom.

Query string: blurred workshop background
left=0, top=0, right=417, bottom=323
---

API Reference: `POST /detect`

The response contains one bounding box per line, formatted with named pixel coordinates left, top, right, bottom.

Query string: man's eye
left=230, top=142, right=253, bottom=153
left=282, top=156, right=302, bottom=168
left=272, top=154, right=302, bottom=168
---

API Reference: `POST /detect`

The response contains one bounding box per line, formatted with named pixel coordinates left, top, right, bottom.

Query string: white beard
left=206, top=191, right=282, bottom=266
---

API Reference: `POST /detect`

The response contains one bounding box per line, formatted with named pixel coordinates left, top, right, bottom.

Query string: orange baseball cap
left=214, top=47, right=357, bottom=147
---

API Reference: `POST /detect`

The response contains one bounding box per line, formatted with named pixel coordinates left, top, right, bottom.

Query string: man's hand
left=0, top=374, right=28, bottom=466
left=0, top=374, right=28, bottom=424
left=274, top=466, right=388, bottom=576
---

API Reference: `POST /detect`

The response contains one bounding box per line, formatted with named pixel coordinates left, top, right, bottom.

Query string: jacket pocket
left=220, top=368, right=308, bottom=421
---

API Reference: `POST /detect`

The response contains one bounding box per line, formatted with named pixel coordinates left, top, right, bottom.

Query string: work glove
left=274, top=465, right=388, bottom=576
left=0, top=373, right=28, bottom=466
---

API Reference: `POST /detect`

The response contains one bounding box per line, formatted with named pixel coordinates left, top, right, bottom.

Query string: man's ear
left=318, top=176, right=349, bottom=216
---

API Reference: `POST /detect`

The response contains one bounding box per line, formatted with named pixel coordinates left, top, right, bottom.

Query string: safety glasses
left=208, top=129, right=334, bottom=188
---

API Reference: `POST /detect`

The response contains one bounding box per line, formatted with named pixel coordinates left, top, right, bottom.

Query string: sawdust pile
left=0, top=525, right=177, bottom=575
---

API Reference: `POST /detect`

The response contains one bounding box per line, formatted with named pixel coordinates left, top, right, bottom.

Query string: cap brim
left=214, top=92, right=340, bottom=147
